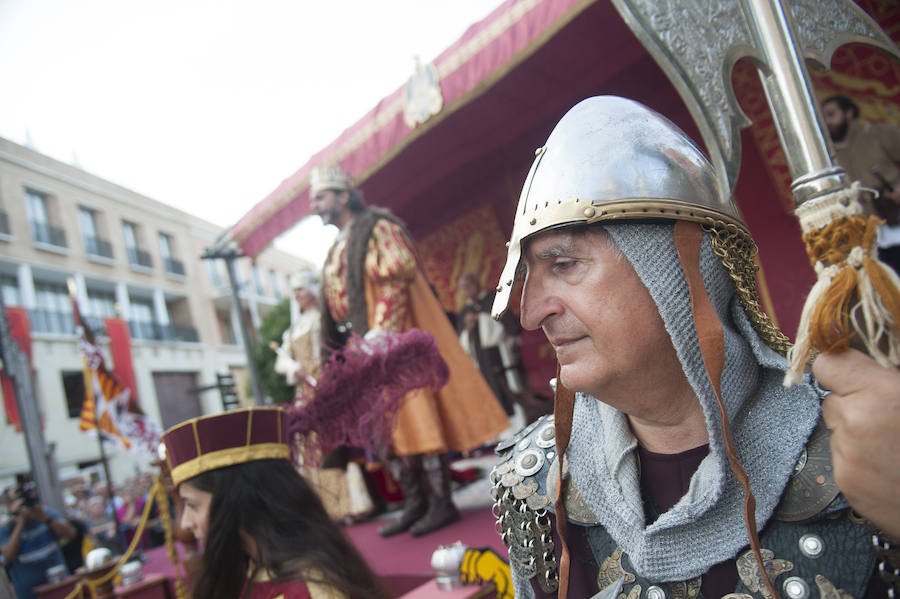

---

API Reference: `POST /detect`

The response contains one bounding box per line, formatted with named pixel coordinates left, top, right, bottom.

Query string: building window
left=158, top=233, right=185, bottom=275
left=129, top=297, right=157, bottom=340
left=0, top=209, right=10, bottom=236
left=123, top=221, right=151, bottom=268
left=26, top=189, right=66, bottom=248
left=84, top=288, right=116, bottom=334
left=78, top=207, right=113, bottom=259
left=251, top=264, right=266, bottom=296
left=206, top=260, right=223, bottom=288
left=32, top=281, right=73, bottom=334
left=269, top=269, right=282, bottom=299
left=62, top=371, right=86, bottom=418
left=0, top=274, right=19, bottom=306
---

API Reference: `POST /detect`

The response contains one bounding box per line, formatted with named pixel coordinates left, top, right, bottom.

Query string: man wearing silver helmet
left=491, top=96, right=899, bottom=599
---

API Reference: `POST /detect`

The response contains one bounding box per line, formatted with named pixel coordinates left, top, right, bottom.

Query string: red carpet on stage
left=343, top=506, right=505, bottom=577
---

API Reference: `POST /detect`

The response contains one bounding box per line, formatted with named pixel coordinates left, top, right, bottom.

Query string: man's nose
left=519, top=276, right=558, bottom=331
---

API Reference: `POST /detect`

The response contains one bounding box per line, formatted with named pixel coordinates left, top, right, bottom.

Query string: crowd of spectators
left=0, top=470, right=165, bottom=598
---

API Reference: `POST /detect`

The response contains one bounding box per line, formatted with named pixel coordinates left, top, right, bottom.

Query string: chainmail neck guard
left=564, top=222, right=820, bottom=581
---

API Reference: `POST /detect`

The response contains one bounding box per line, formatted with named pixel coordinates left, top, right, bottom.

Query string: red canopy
left=231, top=0, right=899, bottom=359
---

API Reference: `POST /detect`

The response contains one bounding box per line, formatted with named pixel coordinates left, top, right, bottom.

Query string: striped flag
left=74, top=298, right=161, bottom=454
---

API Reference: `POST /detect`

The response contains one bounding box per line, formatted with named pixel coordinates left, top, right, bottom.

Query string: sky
left=0, top=0, right=506, bottom=266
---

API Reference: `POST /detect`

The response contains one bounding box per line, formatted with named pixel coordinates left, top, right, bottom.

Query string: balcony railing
left=82, top=315, right=109, bottom=336
left=164, top=257, right=185, bottom=276
left=129, top=320, right=198, bottom=342
left=30, top=221, right=67, bottom=248
left=0, top=211, right=10, bottom=235
left=127, top=248, right=152, bottom=268
left=84, top=235, right=114, bottom=259
left=29, top=309, right=76, bottom=335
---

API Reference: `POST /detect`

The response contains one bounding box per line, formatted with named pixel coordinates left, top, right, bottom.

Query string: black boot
left=409, top=454, right=460, bottom=537
left=378, top=456, right=427, bottom=537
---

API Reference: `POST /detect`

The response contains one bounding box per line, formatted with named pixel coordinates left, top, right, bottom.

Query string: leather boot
left=378, top=456, right=427, bottom=537
left=409, top=454, right=460, bottom=537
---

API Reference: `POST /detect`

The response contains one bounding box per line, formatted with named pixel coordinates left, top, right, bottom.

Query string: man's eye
left=552, top=260, right=576, bottom=272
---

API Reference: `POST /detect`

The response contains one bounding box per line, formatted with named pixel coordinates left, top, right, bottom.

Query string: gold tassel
left=786, top=184, right=900, bottom=386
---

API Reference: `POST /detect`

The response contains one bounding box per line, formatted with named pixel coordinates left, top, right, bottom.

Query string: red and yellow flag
left=73, top=298, right=160, bottom=453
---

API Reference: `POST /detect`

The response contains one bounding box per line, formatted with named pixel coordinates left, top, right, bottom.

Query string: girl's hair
left=187, top=458, right=387, bottom=599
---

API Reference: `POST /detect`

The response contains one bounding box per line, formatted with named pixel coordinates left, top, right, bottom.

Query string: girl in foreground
left=162, top=407, right=387, bottom=599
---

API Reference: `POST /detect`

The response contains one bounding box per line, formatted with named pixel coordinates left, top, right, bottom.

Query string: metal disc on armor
left=535, top=423, right=556, bottom=448
left=496, top=415, right=548, bottom=452
left=775, top=422, right=840, bottom=522
left=515, top=448, right=545, bottom=476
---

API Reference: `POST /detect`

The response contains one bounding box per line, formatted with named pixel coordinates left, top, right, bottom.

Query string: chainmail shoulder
left=492, top=414, right=560, bottom=597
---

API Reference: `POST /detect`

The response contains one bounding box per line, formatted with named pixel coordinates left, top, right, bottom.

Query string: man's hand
left=813, top=349, right=900, bottom=538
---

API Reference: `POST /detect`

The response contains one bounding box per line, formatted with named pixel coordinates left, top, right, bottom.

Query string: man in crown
left=308, top=165, right=509, bottom=537
left=490, top=96, right=899, bottom=598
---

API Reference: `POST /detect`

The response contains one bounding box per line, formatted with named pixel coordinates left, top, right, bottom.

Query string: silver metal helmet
left=492, top=96, right=747, bottom=319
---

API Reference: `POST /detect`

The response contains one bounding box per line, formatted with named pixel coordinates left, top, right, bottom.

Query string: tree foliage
left=251, top=298, right=294, bottom=404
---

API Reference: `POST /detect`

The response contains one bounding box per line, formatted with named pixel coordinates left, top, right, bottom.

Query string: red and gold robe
left=245, top=569, right=348, bottom=599
left=323, top=219, right=509, bottom=455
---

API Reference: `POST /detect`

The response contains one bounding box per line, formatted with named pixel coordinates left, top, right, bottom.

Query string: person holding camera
left=0, top=483, right=76, bottom=599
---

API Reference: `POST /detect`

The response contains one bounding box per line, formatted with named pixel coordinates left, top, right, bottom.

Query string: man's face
left=519, top=227, right=674, bottom=401
left=459, top=275, right=480, bottom=302
left=310, top=189, right=347, bottom=226
left=294, top=287, right=316, bottom=310
left=822, top=101, right=851, bottom=142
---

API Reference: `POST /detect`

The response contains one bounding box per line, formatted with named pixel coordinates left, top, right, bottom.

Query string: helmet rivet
left=584, top=207, right=596, bottom=218
left=506, top=280, right=513, bottom=286
left=505, top=241, right=510, bottom=248
left=496, top=285, right=503, bottom=292
left=529, top=218, right=537, bottom=225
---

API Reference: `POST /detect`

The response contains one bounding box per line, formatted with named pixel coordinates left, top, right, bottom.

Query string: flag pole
left=93, top=403, right=124, bottom=554
left=68, top=278, right=124, bottom=553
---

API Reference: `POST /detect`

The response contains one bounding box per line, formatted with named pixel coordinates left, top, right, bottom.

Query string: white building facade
left=0, top=136, right=313, bottom=487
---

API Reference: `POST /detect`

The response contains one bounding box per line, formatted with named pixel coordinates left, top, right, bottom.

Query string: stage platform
left=345, top=505, right=505, bottom=596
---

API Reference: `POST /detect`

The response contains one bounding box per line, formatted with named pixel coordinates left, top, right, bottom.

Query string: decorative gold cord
left=155, top=476, right=189, bottom=599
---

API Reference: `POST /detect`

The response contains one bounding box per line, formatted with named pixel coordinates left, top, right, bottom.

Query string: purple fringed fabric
left=285, top=329, right=449, bottom=464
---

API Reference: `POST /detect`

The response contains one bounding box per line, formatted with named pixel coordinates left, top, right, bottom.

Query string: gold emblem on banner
left=403, top=57, right=443, bottom=128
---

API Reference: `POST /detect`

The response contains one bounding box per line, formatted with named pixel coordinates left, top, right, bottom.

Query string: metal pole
left=0, top=297, right=64, bottom=513
left=222, top=251, right=265, bottom=405
left=741, top=0, right=849, bottom=206
left=93, top=409, right=123, bottom=553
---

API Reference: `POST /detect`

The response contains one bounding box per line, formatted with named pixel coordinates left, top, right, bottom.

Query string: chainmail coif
left=565, top=222, right=820, bottom=581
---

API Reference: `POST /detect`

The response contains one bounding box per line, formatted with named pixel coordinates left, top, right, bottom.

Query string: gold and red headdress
left=161, top=407, right=290, bottom=487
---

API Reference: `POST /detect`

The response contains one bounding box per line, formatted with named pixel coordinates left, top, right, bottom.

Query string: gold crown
left=309, top=164, right=353, bottom=196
